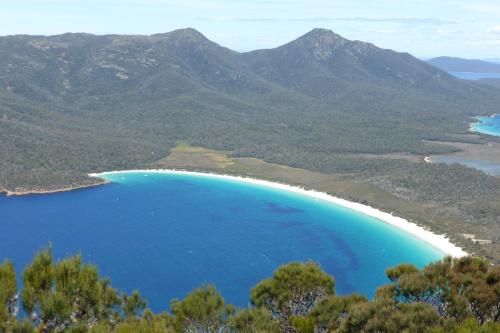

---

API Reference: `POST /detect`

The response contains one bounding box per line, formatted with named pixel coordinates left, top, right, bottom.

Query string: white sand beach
left=90, top=169, right=468, bottom=258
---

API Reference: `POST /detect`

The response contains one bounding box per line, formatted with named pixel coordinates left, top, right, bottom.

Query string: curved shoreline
left=89, top=169, right=467, bottom=258
left=469, top=114, right=500, bottom=137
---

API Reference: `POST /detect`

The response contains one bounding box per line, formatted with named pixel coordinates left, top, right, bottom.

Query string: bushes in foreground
left=0, top=247, right=499, bottom=332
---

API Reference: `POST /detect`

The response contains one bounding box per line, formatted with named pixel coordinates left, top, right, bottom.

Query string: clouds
left=198, top=17, right=335, bottom=22
left=198, top=16, right=455, bottom=26
left=487, top=26, right=500, bottom=35
left=337, top=17, right=456, bottom=25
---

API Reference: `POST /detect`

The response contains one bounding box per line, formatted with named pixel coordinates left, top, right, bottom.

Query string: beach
left=90, top=169, right=468, bottom=258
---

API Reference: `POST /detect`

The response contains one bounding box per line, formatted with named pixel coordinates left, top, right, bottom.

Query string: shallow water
left=0, top=172, right=443, bottom=310
left=471, top=115, right=500, bottom=137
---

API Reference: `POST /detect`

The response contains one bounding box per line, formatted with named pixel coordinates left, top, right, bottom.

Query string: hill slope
left=1, top=27, right=498, bottom=187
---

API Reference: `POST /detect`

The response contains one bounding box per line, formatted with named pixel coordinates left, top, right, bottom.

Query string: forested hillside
left=1, top=28, right=500, bottom=260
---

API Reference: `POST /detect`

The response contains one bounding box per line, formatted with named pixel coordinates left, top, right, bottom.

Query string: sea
left=449, top=71, right=500, bottom=80
left=0, top=171, right=444, bottom=311
left=471, top=115, right=500, bottom=137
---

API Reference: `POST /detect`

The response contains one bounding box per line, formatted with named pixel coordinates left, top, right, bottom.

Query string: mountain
left=244, top=29, right=460, bottom=96
left=1, top=27, right=499, bottom=191
left=484, top=58, right=500, bottom=64
left=428, top=56, right=500, bottom=73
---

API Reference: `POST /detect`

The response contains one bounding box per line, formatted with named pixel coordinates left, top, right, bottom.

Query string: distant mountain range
left=1, top=28, right=499, bottom=192
left=428, top=56, right=500, bottom=74
left=485, top=58, right=500, bottom=64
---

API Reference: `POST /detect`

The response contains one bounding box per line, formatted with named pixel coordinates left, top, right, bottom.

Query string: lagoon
left=471, top=115, right=500, bottom=137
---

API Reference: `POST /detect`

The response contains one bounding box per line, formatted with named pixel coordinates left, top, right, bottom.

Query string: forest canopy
left=1, top=247, right=499, bottom=332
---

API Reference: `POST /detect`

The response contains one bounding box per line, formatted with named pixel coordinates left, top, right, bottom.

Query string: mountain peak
left=305, top=28, right=343, bottom=39
left=152, top=28, right=209, bottom=43
left=287, top=28, right=348, bottom=60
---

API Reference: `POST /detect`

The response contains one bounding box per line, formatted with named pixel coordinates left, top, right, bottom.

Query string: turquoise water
left=472, top=115, right=500, bottom=137
left=0, top=171, right=443, bottom=311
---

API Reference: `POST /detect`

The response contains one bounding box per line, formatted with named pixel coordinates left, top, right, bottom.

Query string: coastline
left=89, top=169, right=468, bottom=258
left=469, top=114, right=500, bottom=137
left=0, top=180, right=108, bottom=197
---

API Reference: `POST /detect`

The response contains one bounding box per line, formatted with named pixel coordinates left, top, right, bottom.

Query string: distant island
left=427, top=56, right=500, bottom=80
left=427, top=56, right=500, bottom=74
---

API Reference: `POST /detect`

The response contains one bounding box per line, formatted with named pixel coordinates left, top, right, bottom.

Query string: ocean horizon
left=0, top=171, right=444, bottom=311
left=450, top=71, right=500, bottom=80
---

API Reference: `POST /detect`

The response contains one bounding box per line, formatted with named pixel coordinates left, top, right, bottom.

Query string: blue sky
left=1, top=0, right=500, bottom=58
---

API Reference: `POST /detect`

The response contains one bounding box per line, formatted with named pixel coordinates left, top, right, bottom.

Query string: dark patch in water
left=265, top=202, right=304, bottom=214
left=322, top=260, right=357, bottom=294
left=327, top=232, right=359, bottom=271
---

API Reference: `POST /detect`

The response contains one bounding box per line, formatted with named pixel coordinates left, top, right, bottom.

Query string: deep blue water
left=0, top=172, right=443, bottom=311
left=432, top=156, right=500, bottom=176
left=450, top=71, right=500, bottom=80
left=471, top=115, right=500, bottom=137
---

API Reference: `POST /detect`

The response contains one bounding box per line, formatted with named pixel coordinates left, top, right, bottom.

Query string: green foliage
left=250, top=262, right=335, bottom=331
left=290, top=316, right=314, bottom=333
left=229, top=308, right=280, bottom=333
left=251, top=262, right=335, bottom=314
left=386, top=256, right=500, bottom=324
left=21, top=246, right=121, bottom=332
left=0, top=259, right=17, bottom=327
left=338, top=298, right=447, bottom=333
left=307, top=294, right=367, bottom=332
left=453, top=318, right=500, bottom=333
left=3, top=248, right=500, bottom=332
left=121, top=291, right=147, bottom=318
left=171, top=285, right=232, bottom=333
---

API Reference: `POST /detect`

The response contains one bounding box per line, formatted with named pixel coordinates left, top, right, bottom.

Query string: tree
left=2, top=248, right=500, bottom=333
left=306, top=294, right=367, bottom=333
left=338, top=298, right=447, bottom=333
left=250, top=262, right=335, bottom=331
left=171, top=285, right=233, bottom=333
left=229, top=307, right=280, bottom=333
left=385, top=256, right=500, bottom=324
left=121, top=291, right=147, bottom=319
left=0, top=260, right=18, bottom=327
left=21, top=246, right=121, bottom=332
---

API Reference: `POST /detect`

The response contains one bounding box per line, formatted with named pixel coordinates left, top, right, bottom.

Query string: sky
left=1, top=0, right=500, bottom=59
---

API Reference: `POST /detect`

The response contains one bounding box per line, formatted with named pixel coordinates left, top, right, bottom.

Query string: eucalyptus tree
left=337, top=298, right=448, bottom=333
left=250, top=262, right=335, bottom=331
left=303, top=294, right=367, bottom=333
left=170, top=285, right=234, bottom=333
left=383, top=256, right=500, bottom=324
